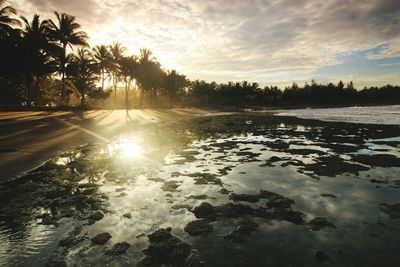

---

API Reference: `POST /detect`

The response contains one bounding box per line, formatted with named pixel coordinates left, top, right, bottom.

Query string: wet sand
left=0, top=108, right=217, bottom=183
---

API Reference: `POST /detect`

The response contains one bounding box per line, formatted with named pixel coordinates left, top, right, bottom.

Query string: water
left=277, top=105, right=400, bottom=125
left=0, top=113, right=400, bottom=266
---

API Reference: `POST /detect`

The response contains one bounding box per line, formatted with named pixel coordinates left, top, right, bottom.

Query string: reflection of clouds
left=3, top=115, right=400, bottom=265
left=75, top=174, right=196, bottom=264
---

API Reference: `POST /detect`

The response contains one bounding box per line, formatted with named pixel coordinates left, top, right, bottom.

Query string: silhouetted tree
left=136, top=48, right=165, bottom=106
left=46, top=12, right=88, bottom=105
left=164, top=70, right=187, bottom=106
left=93, top=45, right=112, bottom=92
left=109, top=42, right=126, bottom=106
left=66, top=48, right=97, bottom=106
left=119, top=56, right=139, bottom=109
left=0, top=0, right=20, bottom=37
left=20, top=14, right=59, bottom=106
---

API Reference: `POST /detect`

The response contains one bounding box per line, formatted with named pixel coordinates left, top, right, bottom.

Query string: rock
left=265, top=196, right=294, bottom=210
left=171, top=172, right=182, bottom=177
left=223, top=218, right=259, bottom=242
left=138, top=228, right=203, bottom=266
left=184, top=219, right=213, bottom=236
left=370, top=179, right=387, bottom=184
left=91, top=232, right=112, bottom=245
left=217, top=203, right=255, bottom=218
left=59, top=226, right=86, bottom=247
left=46, top=259, right=67, bottom=267
left=192, top=200, right=305, bottom=225
left=122, top=212, right=132, bottom=219
left=80, top=187, right=97, bottom=195
left=105, top=241, right=131, bottom=255
left=192, top=202, right=216, bottom=219
left=320, top=193, right=337, bottom=198
left=352, top=154, right=400, bottom=168
left=315, top=250, right=330, bottom=262
left=380, top=203, right=400, bottom=219
left=218, top=166, right=232, bottom=175
left=171, top=204, right=193, bottom=211
left=88, top=211, right=104, bottom=222
left=266, top=141, right=289, bottom=150
left=148, top=176, right=164, bottom=183
left=161, top=180, right=181, bottom=192
left=187, top=173, right=222, bottom=185
left=302, top=156, right=369, bottom=177
left=187, top=195, right=210, bottom=200
left=269, top=156, right=282, bottom=162
left=308, top=217, right=336, bottom=231
left=40, top=213, right=59, bottom=226
left=185, top=250, right=204, bottom=267
left=287, top=149, right=326, bottom=156
left=229, top=193, right=260, bottom=203
left=229, top=190, right=295, bottom=209
left=237, top=218, right=259, bottom=233
left=219, top=188, right=230, bottom=195
left=236, top=151, right=261, bottom=162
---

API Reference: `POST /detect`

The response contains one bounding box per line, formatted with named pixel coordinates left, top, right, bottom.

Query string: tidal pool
left=1, top=114, right=400, bottom=266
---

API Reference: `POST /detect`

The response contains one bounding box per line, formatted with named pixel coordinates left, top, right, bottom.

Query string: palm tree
left=164, top=70, right=187, bottom=106
left=138, top=48, right=155, bottom=64
left=67, top=48, right=97, bottom=106
left=119, top=56, right=138, bottom=109
left=20, top=14, right=59, bottom=106
left=0, top=0, right=20, bottom=36
left=109, top=42, right=126, bottom=106
left=92, top=44, right=112, bottom=92
left=46, top=12, right=88, bottom=105
left=136, top=48, right=164, bottom=106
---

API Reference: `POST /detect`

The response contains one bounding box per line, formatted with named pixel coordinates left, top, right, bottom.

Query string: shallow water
left=0, top=114, right=400, bottom=266
left=277, top=105, right=400, bottom=125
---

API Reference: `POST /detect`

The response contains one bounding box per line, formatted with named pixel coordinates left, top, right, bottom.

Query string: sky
left=7, top=0, right=400, bottom=88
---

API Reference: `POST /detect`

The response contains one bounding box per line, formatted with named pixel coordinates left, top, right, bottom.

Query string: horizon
left=8, top=0, right=400, bottom=88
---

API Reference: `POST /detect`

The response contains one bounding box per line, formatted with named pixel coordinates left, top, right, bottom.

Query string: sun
left=109, top=138, right=142, bottom=159
left=120, top=141, right=142, bottom=158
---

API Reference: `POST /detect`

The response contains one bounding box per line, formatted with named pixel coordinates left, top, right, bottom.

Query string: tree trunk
left=113, top=75, right=117, bottom=107
left=26, top=74, right=33, bottom=108
left=101, top=69, right=105, bottom=92
left=34, top=75, right=40, bottom=107
left=81, top=93, right=85, bottom=106
left=139, top=87, right=143, bottom=107
left=125, top=78, right=129, bottom=111
left=61, top=43, right=67, bottom=106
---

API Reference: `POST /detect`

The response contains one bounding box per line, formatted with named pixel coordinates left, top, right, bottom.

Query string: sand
left=0, top=108, right=214, bottom=183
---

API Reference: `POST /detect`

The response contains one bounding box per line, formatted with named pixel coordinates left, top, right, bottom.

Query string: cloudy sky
left=8, top=0, right=400, bottom=87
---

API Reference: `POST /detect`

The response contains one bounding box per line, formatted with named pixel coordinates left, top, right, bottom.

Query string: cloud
left=7, top=0, right=400, bottom=86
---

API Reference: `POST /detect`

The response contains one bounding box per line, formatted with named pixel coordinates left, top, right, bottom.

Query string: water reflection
left=0, top=114, right=400, bottom=266
left=108, top=138, right=142, bottom=159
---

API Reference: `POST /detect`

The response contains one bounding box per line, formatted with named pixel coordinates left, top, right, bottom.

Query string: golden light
left=108, top=138, right=143, bottom=159
left=120, top=141, right=142, bottom=158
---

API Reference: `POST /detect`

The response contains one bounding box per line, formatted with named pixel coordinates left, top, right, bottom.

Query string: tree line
left=1, top=1, right=399, bottom=109
left=0, top=1, right=187, bottom=108
left=186, top=80, right=400, bottom=107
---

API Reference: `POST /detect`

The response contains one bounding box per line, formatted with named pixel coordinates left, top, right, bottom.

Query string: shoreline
left=0, top=102, right=399, bottom=112
left=1, top=106, right=399, bottom=184
left=0, top=108, right=219, bottom=184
